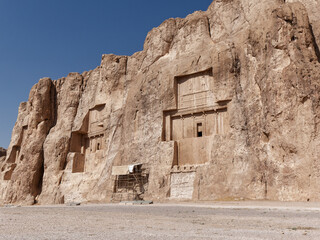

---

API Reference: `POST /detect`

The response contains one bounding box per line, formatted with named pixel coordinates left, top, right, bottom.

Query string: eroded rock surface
left=0, top=148, right=5, bottom=158
left=1, top=0, right=320, bottom=205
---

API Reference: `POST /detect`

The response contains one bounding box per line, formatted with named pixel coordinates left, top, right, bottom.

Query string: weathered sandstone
left=0, top=148, right=5, bottom=158
left=1, top=0, right=320, bottom=205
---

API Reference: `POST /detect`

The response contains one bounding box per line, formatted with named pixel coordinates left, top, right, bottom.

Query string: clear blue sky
left=0, top=0, right=213, bottom=148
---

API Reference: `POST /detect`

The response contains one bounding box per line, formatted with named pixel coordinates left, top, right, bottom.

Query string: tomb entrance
left=163, top=68, right=231, bottom=199
left=163, top=68, right=230, bottom=167
left=69, top=104, right=107, bottom=173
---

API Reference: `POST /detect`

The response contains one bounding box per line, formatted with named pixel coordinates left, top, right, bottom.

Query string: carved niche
left=177, top=69, right=215, bottom=110
left=70, top=104, right=107, bottom=173
left=163, top=68, right=230, bottom=167
left=3, top=125, right=28, bottom=180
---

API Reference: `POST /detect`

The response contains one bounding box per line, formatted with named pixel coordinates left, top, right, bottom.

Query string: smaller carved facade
left=69, top=104, right=107, bottom=173
left=7, top=126, right=27, bottom=164
left=3, top=125, right=28, bottom=180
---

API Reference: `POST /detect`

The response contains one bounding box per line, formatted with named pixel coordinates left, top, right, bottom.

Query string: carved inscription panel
left=170, top=172, right=195, bottom=199
left=89, top=104, right=106, bottom=134
left=177, top=69, right=214, bottom=110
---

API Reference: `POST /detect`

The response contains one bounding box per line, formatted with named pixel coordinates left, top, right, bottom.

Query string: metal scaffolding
left=112, top=164, right=149, bottom=202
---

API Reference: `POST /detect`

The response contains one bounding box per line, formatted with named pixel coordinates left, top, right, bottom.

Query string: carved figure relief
left=178, top=69, right=214, bottom=110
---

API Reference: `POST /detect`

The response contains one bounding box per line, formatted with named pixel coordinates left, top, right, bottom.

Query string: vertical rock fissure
left=125, top=57, right=128, bottom=75
left=206, top=16, right=212, bottom=39
left=37, top=158, right=45, bottom=199
left=31, top=150, right=45, bottom=203
left=52, top=83, right=58, bottom=128
left=309, top=24, right=320, bottom=63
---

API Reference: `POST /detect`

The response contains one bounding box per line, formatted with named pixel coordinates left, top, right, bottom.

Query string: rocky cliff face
left=0, top=148, right=6, bottom=158
left=1, top=0, right=320, bottom=205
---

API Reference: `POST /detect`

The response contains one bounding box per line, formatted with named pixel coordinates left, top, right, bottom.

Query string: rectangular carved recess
left=176, top=68, right=214, bottom=110
left=70, top=104, right=106, bottom=173
left=169, top=109, right=229, bottom=141
left=162, top=68, right=231, bottom=167
left=6, top=125, right=27, bottom=164
left=3, top=126, right=28, bottom=180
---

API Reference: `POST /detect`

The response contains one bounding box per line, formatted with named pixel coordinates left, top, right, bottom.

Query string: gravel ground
left=0, top=202, right=320, bottom=240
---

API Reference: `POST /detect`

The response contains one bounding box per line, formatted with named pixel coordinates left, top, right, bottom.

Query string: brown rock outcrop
left=1, top=0, right=320, bottom=205
left=0, top=148, right=5, bottom=158
left=287, top=0, right=320, bottom=50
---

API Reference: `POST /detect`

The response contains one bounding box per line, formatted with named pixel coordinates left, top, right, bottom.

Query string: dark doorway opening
left=197, top=123, right=203, bottom=137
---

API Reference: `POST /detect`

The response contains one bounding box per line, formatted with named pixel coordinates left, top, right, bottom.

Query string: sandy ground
left=1, top=201, right=320, bottom=240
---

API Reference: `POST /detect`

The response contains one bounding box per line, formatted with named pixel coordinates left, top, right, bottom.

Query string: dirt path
left=1, top=202, right=320, bottom=239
